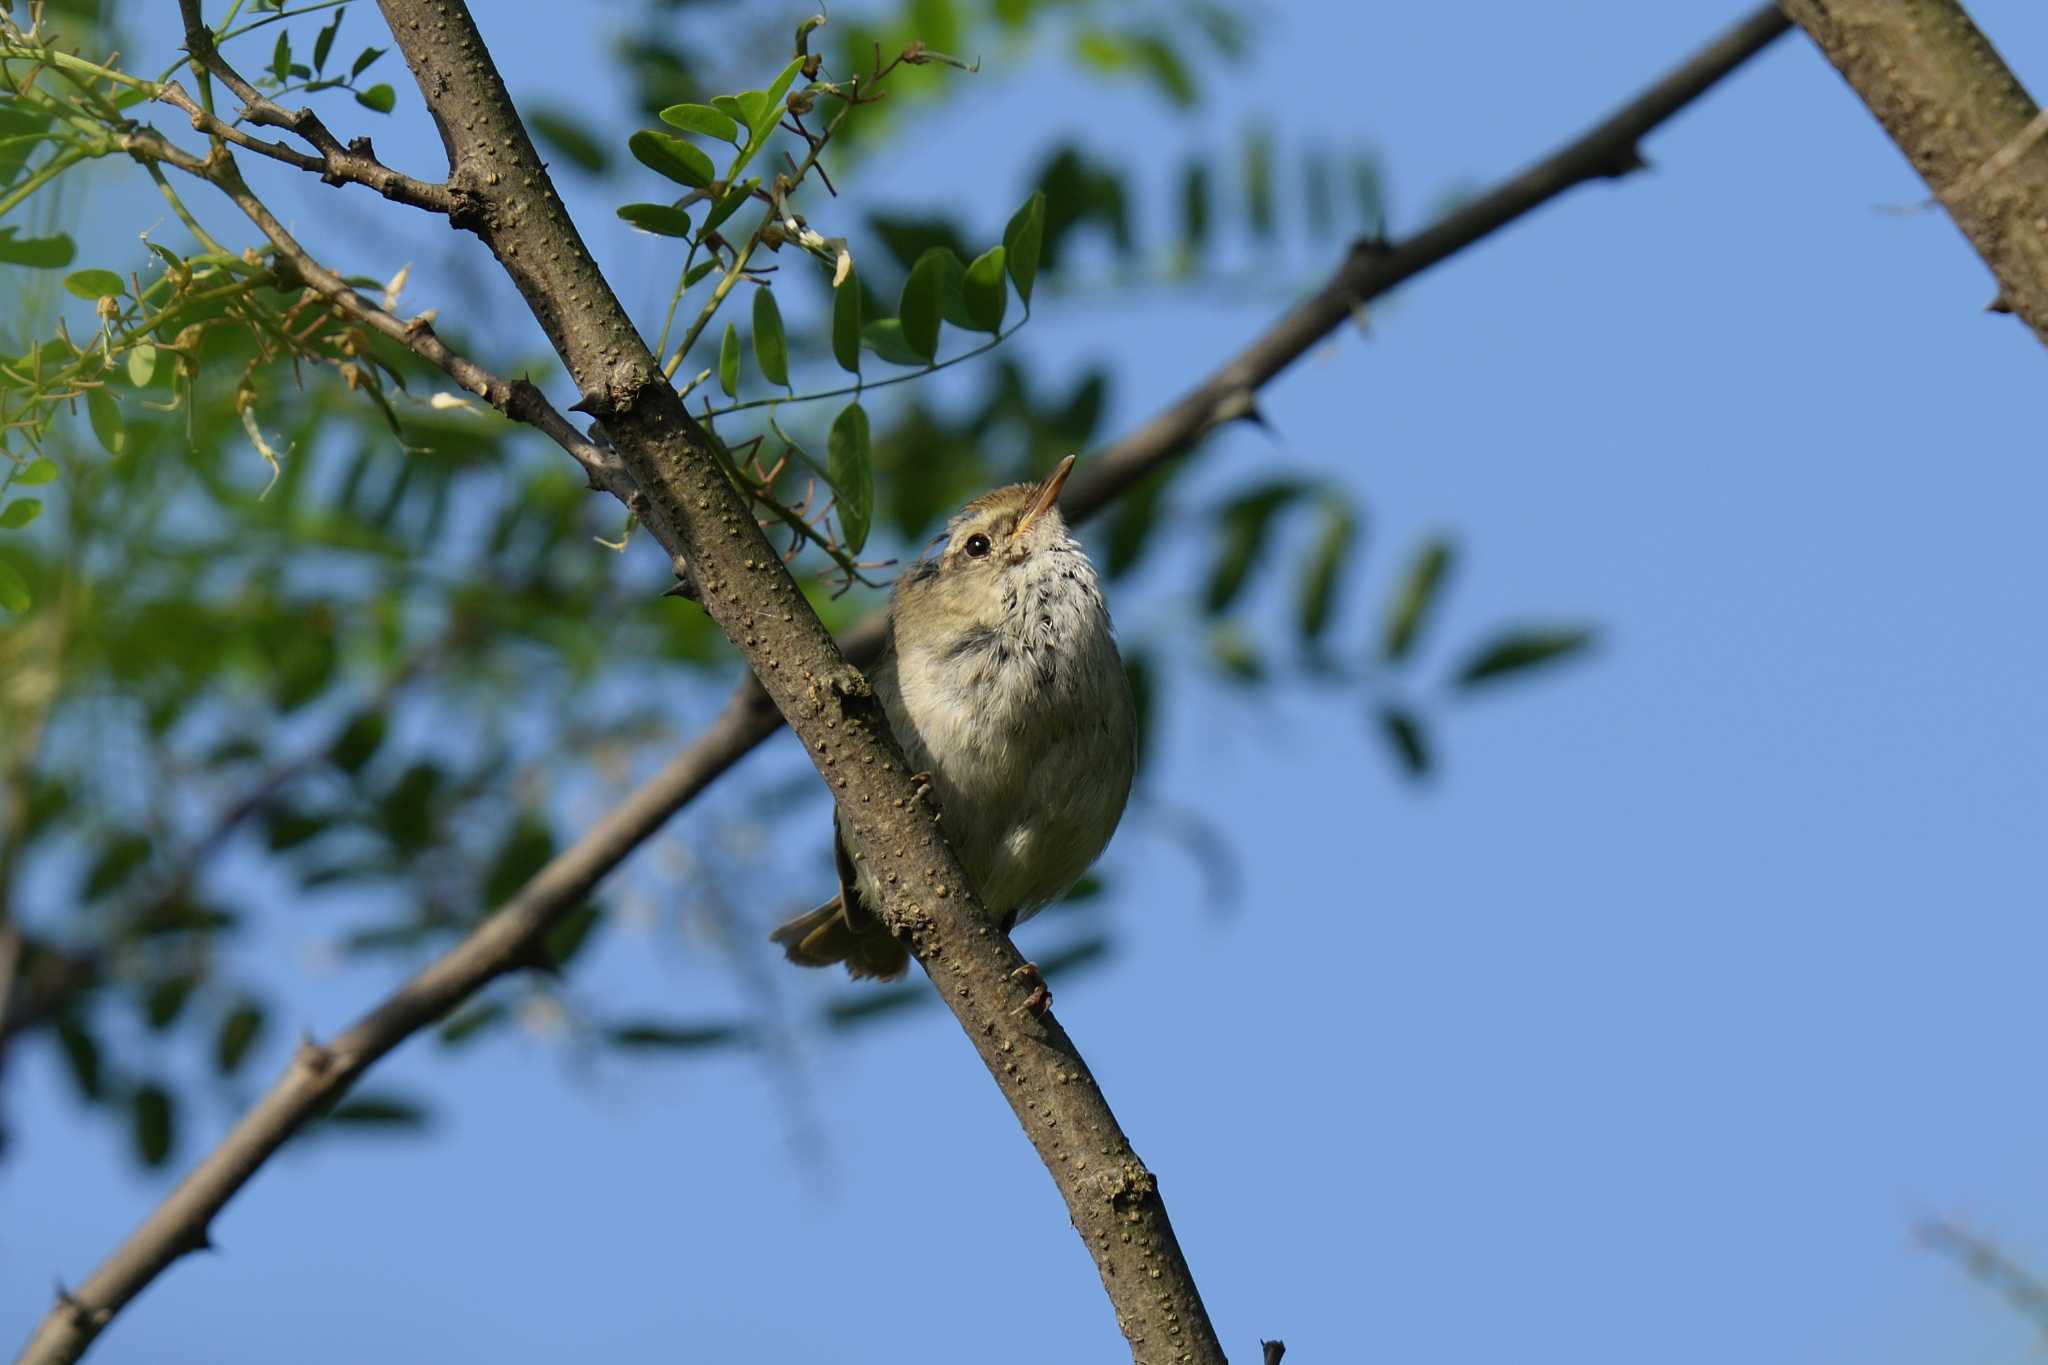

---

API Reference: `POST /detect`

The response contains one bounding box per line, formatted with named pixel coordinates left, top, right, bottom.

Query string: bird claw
left=909, top=770, right=940, bottom=814
left=1011, top=961, right=1052, bottom=1017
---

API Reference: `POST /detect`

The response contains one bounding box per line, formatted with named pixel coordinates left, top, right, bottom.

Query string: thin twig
left=14, top=8, right=1791, bottom=1362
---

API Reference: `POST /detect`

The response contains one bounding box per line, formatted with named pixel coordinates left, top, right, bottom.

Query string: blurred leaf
left=1244, top=123, right=1275, bottom=238
left=527, top=106, right=609, bottom=173
left=866, top=215, right=973, bottom=274
left=350, top=46, right=386, bottom=79
left=828, top=402, right=873, bottom=555
left=17, top=457, right=57, bottom=485
left=718, top=320, right=740, bottom=397
left=1383, top=538, right=1454, bottom=662
left=438, top=1000, right=507, bottom=1047
left=1002, top=191, right=1044, bottom=307
left=604, top=1020, right=748, bottom=1052
left=1104, top=464, right=1169, bottom=579
left=86, top=386, right=125, bottom=456
left=215, top=1002, right=265, bottom=1074
left=1206, top=621, right=1263, bottom=684
left=961, top=245, right=1007, bottom=333
left=629, top=130, right=713, bottom=189
left=1179, top=159, right=1209, bottom=253
left=82, top=831, right=151, bottom=900
left=143, top=974, right=198, bottom=1031
left=542, top=903, right=601, bottom=969
left=1455, top=628, right=1595, bottom=688
left=658, top=103, right=740, bottom=143
left=861, top=318, right=924, bottom=368
left=127, top=343, right=158, bottom=386
left=1353, top=151, right=1388, bottom=235
left=1204, top=480, right=1307, bottom=614
left=55, top=1016, right=102, bottom=1100
left=831, top=267, right=862, bottom=375
left=131, top=1083, right=174, bottom=1166
left=1297, top=497, right=1358, bottom=645
left=483, top=814, right=555, bottom=908
left=1124, top=651, right=1154, bottom=765
left=325, top=1093, right=429, bottom=1127
left=1378, top=704, right=1430, bottom=777
left=617, top=203, right=693, bottom=237
left=329, top=708, right=386, bottom=774
left=0, top=499, right=40, bottom=529
left=899, top=248, right=949, bottom=362
left=354, top=83, right=397, bottom=114
left=63, top=268, right=123, bottom=300
left=0, top=229, right=76, bottom=268
left=313, top=11, right=341, bottom=72
left=752, top=287, right=788, bottom=387
left=824, top=982, right=925, bottom=1028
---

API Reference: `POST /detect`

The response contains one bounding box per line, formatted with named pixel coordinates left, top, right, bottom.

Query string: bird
left=770, top=454, right=1136, bottom=982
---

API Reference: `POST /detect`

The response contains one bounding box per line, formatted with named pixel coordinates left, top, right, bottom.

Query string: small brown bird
left=770, top=455, right=1136, bottom=980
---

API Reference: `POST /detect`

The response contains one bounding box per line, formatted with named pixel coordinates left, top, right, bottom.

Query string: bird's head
left=895, top=455, right=1087, bottom=619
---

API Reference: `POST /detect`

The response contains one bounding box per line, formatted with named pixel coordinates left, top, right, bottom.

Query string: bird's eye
left=964, top=533, right=992, bottom=558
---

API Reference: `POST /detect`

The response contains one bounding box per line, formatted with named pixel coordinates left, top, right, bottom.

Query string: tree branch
left=13, top=7, right=1790, bottom=1362
left=1777, top=0, right=2048, bottom=347
left=168, top=0, right=452, bottom=213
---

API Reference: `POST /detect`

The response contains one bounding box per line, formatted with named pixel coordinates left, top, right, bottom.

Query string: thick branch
left=1778, top=0, right=2048, bottom=347
left=13, top=8, right=1789, bottom=1363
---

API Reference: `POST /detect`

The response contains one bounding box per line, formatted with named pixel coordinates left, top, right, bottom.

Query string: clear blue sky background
left=9, top=1, right=2048, bottom=1361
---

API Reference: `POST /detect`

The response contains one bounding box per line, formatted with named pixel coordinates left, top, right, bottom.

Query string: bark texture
left=1780, top=0, right=2048, bottom=346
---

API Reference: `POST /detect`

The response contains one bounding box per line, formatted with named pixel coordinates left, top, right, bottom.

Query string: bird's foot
left=908, top=770, right=941, bottom=817
left=1011, top=961, right=1052, bottom=1018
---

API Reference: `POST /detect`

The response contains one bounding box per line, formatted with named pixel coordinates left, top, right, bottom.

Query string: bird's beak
left=1012, top=454, right=1076, bottom=541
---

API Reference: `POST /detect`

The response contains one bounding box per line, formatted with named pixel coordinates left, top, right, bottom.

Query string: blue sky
left=9, top=2, right=2048, bottom=1362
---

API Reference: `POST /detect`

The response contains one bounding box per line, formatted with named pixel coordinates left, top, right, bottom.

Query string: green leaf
left=0, top=229, right=76, bottom=268
left=700, top=179, right=755, bottom=237
left=1454, top=628, right=1595, bottom=688
left=270, top=31, right=292, bottom=84
left=438, top=1000, right=507, bottom=1047
left=752, top=57, right=804, bottom=139
left=717, top=320, right=741, bottom=397
left=831, top=266, right=862, bottom=375
left=1204, top=480, right=1308, bottom=615
left=544, top=903, right=601, bottom=969
left=1206, top=621, right=1263, bottom=684
left=860, top=318, right=924, bottom=368
left=628, top=129, right=713, bottom=189
left=313, top=11, right=342, bottom=72
left=0, top=558, right=27, bottom=613
left=132, top=1083, right=174, bottom=1166
left=329, top=708, right=386, bottom=774
left=354, top=83, right=396, bottom=114
left=1244, top=123, right=1275, bottom=238
left=527, top=107, right=608, bottom=174
left=1297, top=498, right=1358, bottom=645
left=827, top=402, right=872, bottom=555
left=1377, top=704, right=1430, bottom=778
left=483, top=814, right=555, bottom=907
left=326, top=1093, right=429, bottom=1127
left=605, top=1020, right=747, bottom=1052
left=1384, top=538, right=1453, bottom=662
left=350, top=46, right=386, bottom=79
left=709, top=95, right=748, bottom=129
left=215, top=1003, right=265, bottom=1074
left=961, top=245, right=1008, bottom=333
left=144, top=975, right=198, bottom=1031
left=63, top=268, right=124, bottom=300
left=616, top=202, right=692, bottom=237
left=683, top=259, right=718, bottom=289
left=898, top=249, right=948, bottom=362
left=17, top=457, right=57, bottom=485
left=56, top=1017, right=101, bottom=1100
left=1002, top=191, right=1045, bottom=307
left=0, top=499, right=39, bottom=530
left=127, top=343, right=158, bottom=386
left=752, top=287, right=788, bottom=387
left=86, top=386, right=125, bottom=456
left=1180, top=159, right=1210, bottom=252
left=659, top=103, right=740, bottom=143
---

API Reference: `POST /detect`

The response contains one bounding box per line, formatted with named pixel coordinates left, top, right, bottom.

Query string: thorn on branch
left=1988, top=293, right=2014, bottom=314
left=1261, top=1340, right=1287, bottom=1365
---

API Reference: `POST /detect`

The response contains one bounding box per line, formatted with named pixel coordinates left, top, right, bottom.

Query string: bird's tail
left=768, top=897, right=911, bottom=981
